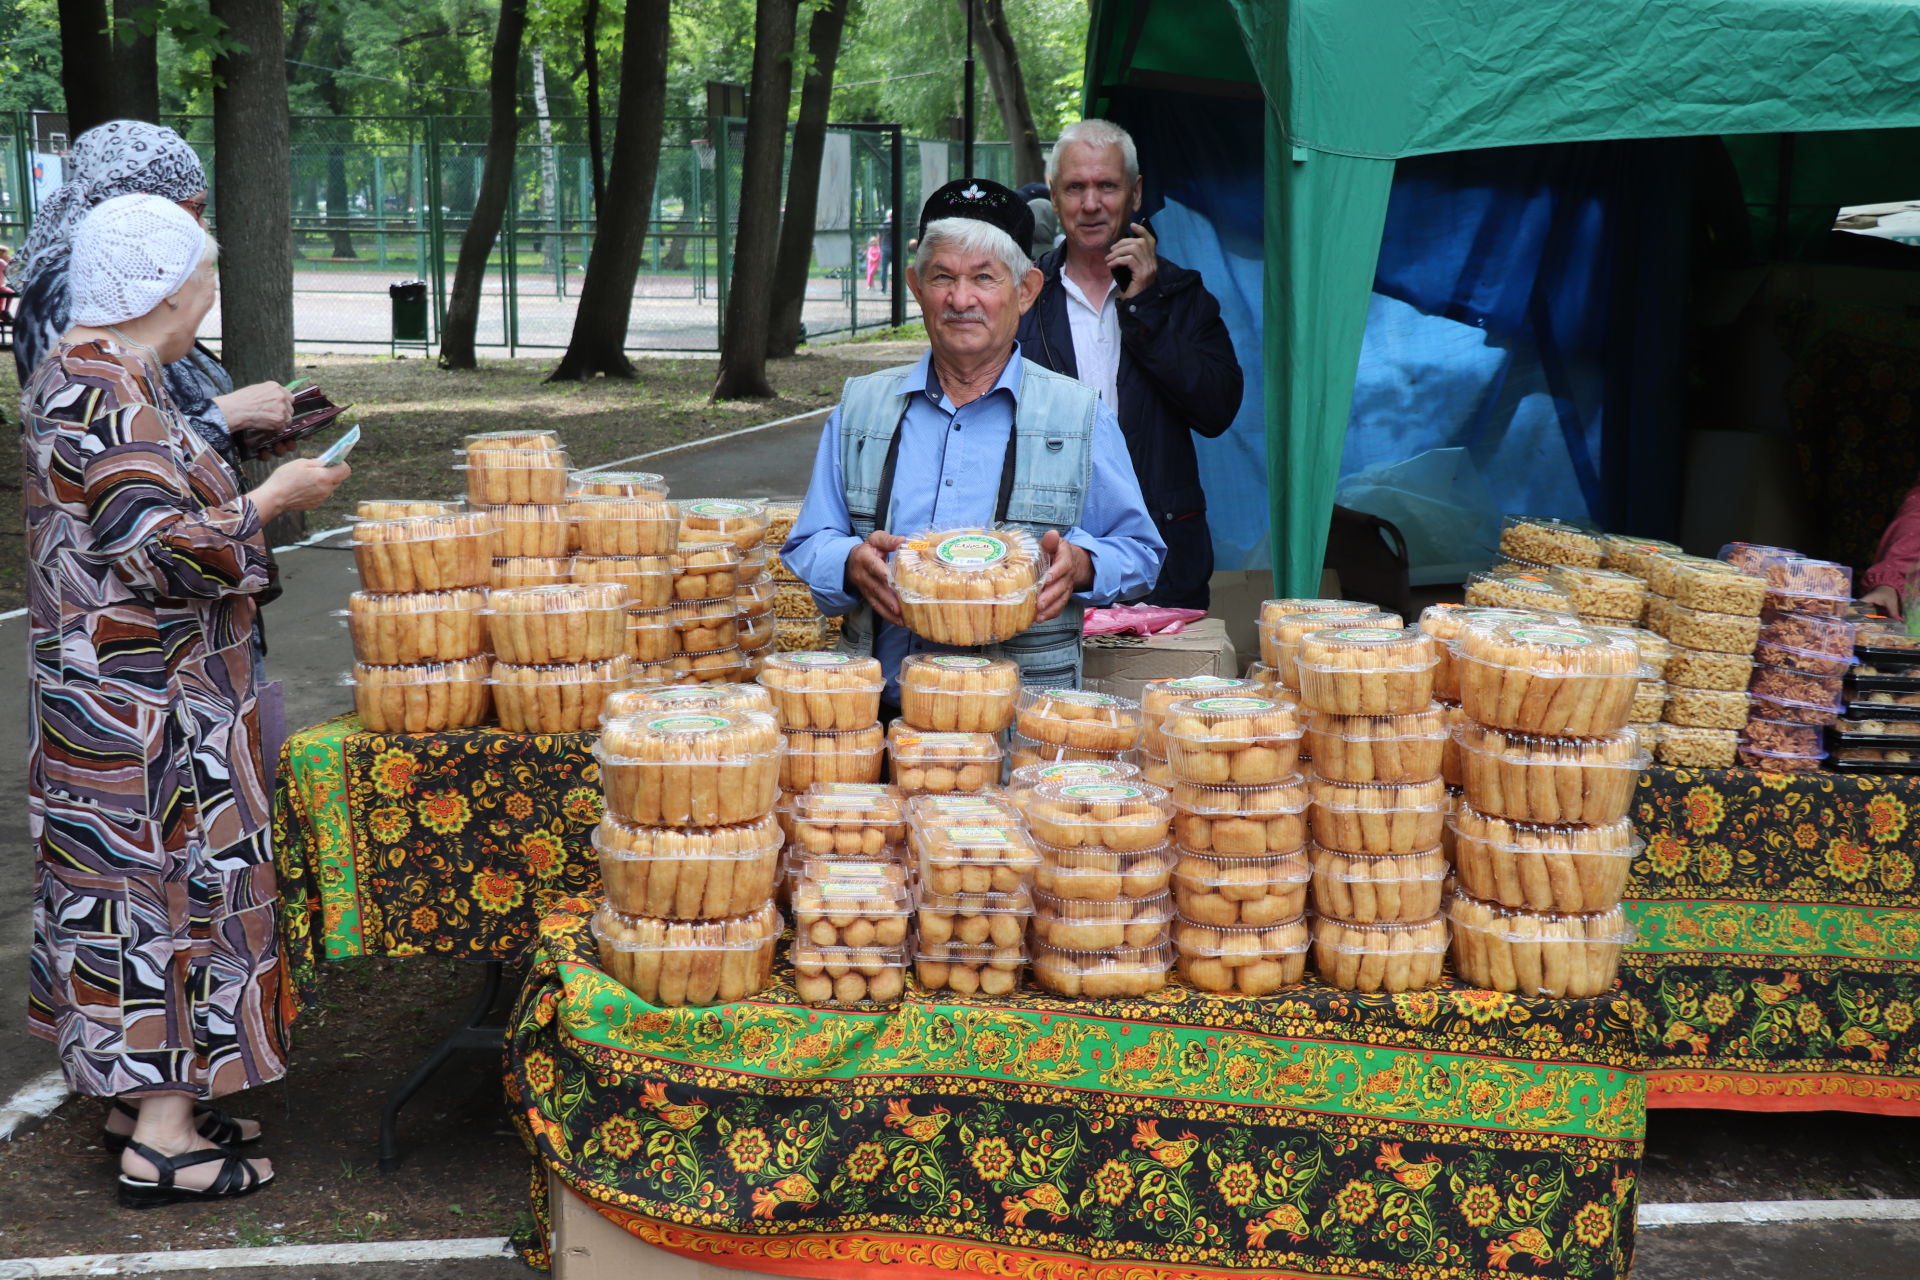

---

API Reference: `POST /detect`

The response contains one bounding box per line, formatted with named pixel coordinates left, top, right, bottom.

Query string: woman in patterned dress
left=22, top=194, right=349, bottom=1206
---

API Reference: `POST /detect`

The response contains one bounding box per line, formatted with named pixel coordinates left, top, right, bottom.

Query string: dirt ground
left=0, top=337, right=918, bottom=613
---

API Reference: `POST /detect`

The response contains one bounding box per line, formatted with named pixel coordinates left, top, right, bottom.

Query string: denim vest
left=836, top=357, right=1097, bottom=689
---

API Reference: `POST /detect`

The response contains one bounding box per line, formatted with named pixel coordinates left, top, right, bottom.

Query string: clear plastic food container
left=1307, top=776, right=1449, bottom=855
left=913, top=824, right=1041, bottom=896
left=1167, top=778, right=1311, bottom=856
left=1136, top=750, right=1178, bottom=789
left=1630, top=678, right=1669, bottom=726
left=1664, top=557, right=1767, bottom=616
left=891, top=526, right=1047, bottom=646
left=1589, top=624, right=1672, bottom=678
left=340, top=588, right=487, bottom=665
left=1007, top=759, right=1140, bottom=808
left=1741, top=716, right=1825, bottom=757
left=1257, top=597, right=1376, bottom=628
left=791, top=861, right=911, bottom=949
left=1758, top=607, right=1855, bottom=657
left=1448, top=895, right=1632, bottom=997
left=888, top=724, right=1005, bottom=794
left=627, top=606, right=677, bottom=663
left=1664, top=647, right=1754, bottom=692
left=1031, top=888, right=1173, bottom=951
left=352, top=511, right=495, bottom=592
left=1031, top=939, right=1172, bottom=997
left=1307, top=844, right=1448, bottom=924
left=1140, top=675, right=1262, bottom=753
left=1556, top=566, right=1648, bottom=621
left=735, top=577, right=777, bottom=620
left=1749, top=688, right=1844, bottom=728
left=1498, top=514, right=1605, bottom=568
left=1024, top=780, right=1173, bottom=850
left=1310, top=914, right=1449, bottom=993
left=353, top=498, right=465, bottom=520
left=1462, top=568, right=1577, bottom=615
left=780, top=724, right=886, bottom=791
left=1754, top=639, right=1854, bottom=677
left=668, top=597, right=739, bottom=653
left=464, top=429, right=561, bottom=451
left=1032, top=841, right=1175, bottom=900
left=1259, top=608, right=1402, bottom=683
left=913, top=939, right=1025, bottom=995
left=486, top=582, right=629, bottom=664
left=1158, top=696, right=1304, bottom=785
left=670, top=542, right=743, bottom=600
left=1293, top=627, right=1439, bottom=717
left=1170, top=850, right=1309, bottom=927
left=491, top=655, right=634, bottom=734
left=1666, top=687, right=1752, bottom=731
left=1172, top=914, right=1310, bottom=993
left=773, top=617, right=831, bottom=652
left=491, top=555, right=573, bottom=589
left=1662, top=603, right=1762, bottom=655
left=758, top=652, right=884, bottom=730
left=572, top=554, right=673, bottom=609
left=569, top=469, right=668, bottom=500
left=788, top=783, right=907, bottom=857
left=480, top=503, right=571, bottom=558
left=897, top=654, right=1020, bottom=733
left=348, top=657, right=492, bottom=733
left=1422, top=604, right=1567, bottom=700
left=1653, top=724, right=1739, bottom=768
left=1304, top=705, right=1449, bottom=784
left=1735, top=745, right=1828, bottom=774
left=1246, top=660, right=1284, bottom=692
left=1716, top=542, right=1797, bottom=575
left=737, top=611, right=773, bottom=654
left=677, top=498, right=771, bottom=553
left=595, top=708, right=782, bottom=827
left=791, top=941, right=907, bottom=1005
left=1750, top=664, right=1845, bottom=714
left=591, top=901, right=781, bottom=1006
left=1007, top=731, right=1136, bottom=774
left=1454, top=621, right=1641, bottom=737
left=460, top=445, right=570, bottom=506
left=594, top=812, right=782, bottom=920
left=1602, top=534, right=1682, bottom=578
left=602, top=682, right=772, bottom=721
left=907, top=792, right=1023, bottom=828
left=915, top=885, right=1031, bottom=949
left=1015, top=688, right=1143, bottom=753
left=1765, top=555, right=1852, bottom=600
left=1450, top=808, right=1639, bottom=914
left=1450, top=723, right=1647, bottom=825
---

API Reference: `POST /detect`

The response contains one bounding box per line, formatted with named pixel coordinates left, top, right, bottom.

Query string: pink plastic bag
left=1082, top=604, right=1207, bottom=637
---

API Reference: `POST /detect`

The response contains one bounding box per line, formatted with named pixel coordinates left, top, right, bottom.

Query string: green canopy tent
left=1085, top=0, right=1920, bottom=594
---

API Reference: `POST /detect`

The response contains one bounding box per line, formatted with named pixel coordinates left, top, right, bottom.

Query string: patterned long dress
left=22, top=338, right=287, bottom=1099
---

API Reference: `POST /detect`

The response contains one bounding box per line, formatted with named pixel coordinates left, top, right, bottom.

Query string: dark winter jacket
left=1016, top=247, right=1243, bottom=609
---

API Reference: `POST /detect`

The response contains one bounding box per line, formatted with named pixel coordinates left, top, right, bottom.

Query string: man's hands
left=216, top=382, right=294, bottom=434
left=250, top=457, right=351, bottom=523
left=1863, top=585, right=1902, bottom=618
left=847, top=530, right=907, bottom=626
left=1108, top=222, right=1158, bottom=298
left=1037, top=530, right=1093, bottom=623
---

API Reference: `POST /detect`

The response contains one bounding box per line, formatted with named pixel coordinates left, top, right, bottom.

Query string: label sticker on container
left=1046, top=691, right=1117, bottom=707
left=817, top=878, right=891, bottom=900
left=933, top=534, right=1010, bottom=567
left=926, top=655, right=993, bottom=668
left=1319, top=628, right=1401, bottom=645
left=1510, top=627, right=1594, bottom=647
left=941, top=826, right=1015, bottom=846
left=1058, top=783, right=1146, bottom=801
left=685, top=500, right=755, bottom=517
left=644, top=714, right=731, bottom=733
left=1188, top=696, right=1279, bottom=714
left=786, top=653, right=858, bottom=666
left=1033, top=762, right=1125, bottom=781
left=819, top=782, right=889, bottom=796
left=894, top=733, right=985, bottom=752
left=810, top=794, right=892, bottom=812
left=1162, top=676, right=1240, bottom=690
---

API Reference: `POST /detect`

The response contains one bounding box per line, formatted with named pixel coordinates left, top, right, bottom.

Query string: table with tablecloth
left=1621, top=764, right=1920, bottom=1114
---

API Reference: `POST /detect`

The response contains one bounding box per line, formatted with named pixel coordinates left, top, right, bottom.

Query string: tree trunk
left=531, top=48, right=563, bottom=277
left=326, top=148, right=358, bottom=257
left=546, top=0, right=671, bottom=381
left=211, top=0, right=298, bottom=542
left=582, top=0, right=606, bottom=212
left=766, top=0, right=849, bottom=360
left=962, top=0, right=1044, bottom=187
left=712, top=0, right=799, bottom=400
left=110, top=0, right=159, bottom=122
left=439, top=0, right=527, bottom=370
left=57, top=0, right=116, bottom=138
left=661, top=217, right=690, bottom=270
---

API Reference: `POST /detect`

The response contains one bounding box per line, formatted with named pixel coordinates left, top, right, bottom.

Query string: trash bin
left=389, top=279, right=428, bottom=351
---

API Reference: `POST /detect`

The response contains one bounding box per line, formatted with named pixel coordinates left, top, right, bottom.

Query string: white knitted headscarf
left=12, top=120, right=205, bottom=296
left=69, top=194, right=210, bottom=326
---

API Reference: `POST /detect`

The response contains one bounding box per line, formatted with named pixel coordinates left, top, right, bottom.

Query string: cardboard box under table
left=1081, top=617, right=1239, bottom=701
left=510, top=909, right=1646, bottom=1280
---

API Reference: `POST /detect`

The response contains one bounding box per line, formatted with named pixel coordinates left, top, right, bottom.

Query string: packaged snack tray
left=486, top=582, right=628, bottom=665
left=1450, top=808, right=1638, bottom=914
left=342, top=588, right=488, bottom=665
left=568, top=469, right=668, bottom=499
left=916, top=885, right=1030, bottom=949
left=892, top=527, right=1046, bottom=645
left=780, top=724, right=887, bottom=791
left=481, top=503, right=571, bottom=558
left=1033, top=840, right=1176, bottom=901
left=1450, top=724, right=1646, bottom=826
left=461, top=444, right=569, bottom=506
left=1463, top=568, right=1576, bottom=614
left=1030, top=940, right=1172, bottom=997
left=888, top=724, right=1004, bottom=794
left=349, top=658, right=491, bottom=733
left=1172, top=914, right=1309, bottom=993
left=1302, top=705, right=1448, bottom=783
left=1015, top=688, right=1142, bottom=752
left=758, top=652, right=884, bottom=730
left=791, top=861, right=911, bottom=949
left=792, top=941, right=906, bottom=1005
left=1311, top=914, right=1448, bottom=993
left=1456, top=621, right=1640, bottom=737
left=1171, top=850, right=1309, bottom=927
left=1294, top=627, right=1438, bottom=716
left=595, top=813, right=782, bottom=919
left=596, top=708, right=781, bottom=827
left=352, top=511, right=494, bottom=592
left=1448, top=895, right=1631, bottom=997
left=491, top=655, right=634, bottom=733
left=788, top=784, right=908, bottom=858
left=913, top=940, right=1024, bottom=995
left=897, top=653, right=1020, bottom=732
left=1307, top=776, right=1448, bottom=855
left=492, top=555, right=573, bottom=589
left=1032, top=888, right=1173, bottom=950
left=1025, top=780, right=1172, bottom=850
left=1498, top=515, right=1605, bottom=568
left=1169, top=777, right=1311, bottom=855
left=574, top=553, right=674, bottom=609
left=1308, top=844, right=1448, bottom=924
left=1159, top=695, right=1303, bottom=785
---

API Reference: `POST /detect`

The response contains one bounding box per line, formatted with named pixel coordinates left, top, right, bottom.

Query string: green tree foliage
left=0, top=0, right=65, bottom=114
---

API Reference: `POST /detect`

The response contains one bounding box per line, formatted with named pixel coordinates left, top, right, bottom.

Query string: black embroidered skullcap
left=918, top=178, right=1035, bottom=258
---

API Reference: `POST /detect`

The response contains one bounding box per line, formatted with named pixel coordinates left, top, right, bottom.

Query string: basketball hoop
left=692, top=139, right=715, bottom=171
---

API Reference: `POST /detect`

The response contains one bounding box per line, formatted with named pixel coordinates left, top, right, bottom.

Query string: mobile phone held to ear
left=316, top=424, right=360, bottom=468
left=1111, top=218, right=1153, bottom=293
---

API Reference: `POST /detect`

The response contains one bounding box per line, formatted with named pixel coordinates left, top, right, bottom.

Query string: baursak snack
left=1172, top=913, right=1309, bottom=993
left=574, top=554, right=674, bottom=609
left=1310, top=913, right=1449, bottom=993
left=594, top=812, right=782, bottom=919
left=667, top=596, right=740, bottom=653
left=344, top=588, right=488, bottom=665
left=1450, top=722, right=1647, bottom=826
left=758, top=652, right=885, bottom=730
left=486, top=582, right=628, bottom=665
left=568, top=469, right=669, bottom=500
left=888, top=724, right=1004, bottom=794
left=591, top=901, right=782, bottom=1006
left=1255, top=600, right=1380, bottom=667
left=1447, top=894, right=1633, bottom=998
left=1032, top=840, right=1175, bottom=902
left=492, top=555, right=573, bottom=589
left=351, top=657, right=492, bottom=733
left=791, top=939, right=907, bottom=1005
left=670, top=542, right=742, bottom=600
left=1024, top=780, right=1172, bottom=850
left=596, top=708, right=781, bottom=827
left=780, top=723, right=887, bottom=791
left=1263, top=609, right=1403, bottom=687
left=1171, top=849, right=1309, bottom=927
left=490, top=655, right=635, bottom=733
left=789, top=783, right=908, bottom=859
left=677, top=499, right=770, bottom=553
left=913, top=939, right=1024, bottom=996
left=1421, top=605, right=1562, bottom=701
left=1016, top=688, right=1143, bottom=752
left=482, top=504, right=571, bottom=558
left=462, top=441, right=570, bottom=507
left=355, top=499, right=464, bottom=520
left=1031, top=888, right=1173, bottom=951
left=1455, top=620, right=1640, bottom=737
left=791, top=861, right=911, bottom=949
left=892, top=527, right=1046, bottom=645
left=915, top=884, right=1030, bottom=950
left=1304, top=704, right=1449, bottom=784
left=1308, top=843, right=1449, bottom=924
left=1030, top=939, right=1172, bottom=998
left=603, top=681, right=773, bottom=719
left=1159, top=696, right=1303, bottom=785
left=1168, top=777, right=1310, bottom=856
left=913, top=823, right=1041, bottom=896
left=353, top=512, right=495, bottom=592
left=1294, top=627, right=1439, bottom=716
left=897, top=653, right=1021, bottom=732
left=1307, top=776, right=1448, bottom=855
left=1449, top=807, right=1640, bottom=914
left=1139, top=675, right=1261, bottom=754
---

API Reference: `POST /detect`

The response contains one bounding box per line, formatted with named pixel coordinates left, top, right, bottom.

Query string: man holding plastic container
left=783, top=179, right=1166, bottom=698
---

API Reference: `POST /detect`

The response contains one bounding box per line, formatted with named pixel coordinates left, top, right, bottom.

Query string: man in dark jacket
left=1015, top=119, right=1243, bottom=610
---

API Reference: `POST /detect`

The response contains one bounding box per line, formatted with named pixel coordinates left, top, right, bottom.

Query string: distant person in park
left=21, top=194, right=349, bottom=1208
left=783, top=178, right=1165, bottom=696
left=865, top=234, right=882, bottom=291
left=1017, top=119, right=1243, bottom=610
left=11, top=120, right=294, bottom=476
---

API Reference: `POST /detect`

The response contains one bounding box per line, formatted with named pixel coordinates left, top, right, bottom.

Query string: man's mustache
left=942, top=309, right=988, bottom=324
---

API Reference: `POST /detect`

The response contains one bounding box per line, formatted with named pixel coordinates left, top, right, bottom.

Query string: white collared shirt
left=1060, top=269, right=1121, bottom=414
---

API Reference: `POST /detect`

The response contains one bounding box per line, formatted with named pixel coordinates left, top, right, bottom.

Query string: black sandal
left=117, top=1139, right=273, bottom=1209
left=102, top=1099, right=257, bottom=1155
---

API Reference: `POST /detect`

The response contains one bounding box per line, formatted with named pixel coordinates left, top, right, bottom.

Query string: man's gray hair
left=1046, top=119, right=1139, bottom=187
left=912, top=216, right=1032, bottom=283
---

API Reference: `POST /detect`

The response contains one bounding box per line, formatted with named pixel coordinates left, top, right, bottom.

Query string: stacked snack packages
left=1446, top=619, right=1643, bottom=997
left=657, top=499, right=769, bottom=687
left=345, top=500, right=496, bottom=732
left=565, top=469, right=677, bottom=687
left=1294, top=625, right=1449, bottom=994
left=763, top=502, right=837, bottom=652
left=1717, top=543, right=1855, bottom=773
left=1625, top=551, right=1765, bottom=769
left=470, top=431, right=578, bottom=591
left=589, top=707, right=784, bottom=1007
left=1831, top=611, right=1920, bottom=771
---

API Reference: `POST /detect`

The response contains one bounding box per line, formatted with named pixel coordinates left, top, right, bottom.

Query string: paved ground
left=1635, top=1218, right=1920, bottom=1279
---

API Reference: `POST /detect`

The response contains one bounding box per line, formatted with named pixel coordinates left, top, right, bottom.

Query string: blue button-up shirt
left=782, top=345, right=1166, bottom=688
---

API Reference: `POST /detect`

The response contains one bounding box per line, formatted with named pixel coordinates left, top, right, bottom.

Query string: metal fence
left=0, top=111, right=1033, bottom=355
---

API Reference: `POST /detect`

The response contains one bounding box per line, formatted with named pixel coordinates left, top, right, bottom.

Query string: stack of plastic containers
left=1641, top=552, right=1768, bottom=769
left=1009, top=687, right=1143, bottom=774
left=1720, top=544, right=1855, bottom=773
left=590, top=707, right=784, bottom=1006
left=647, top=499, right=763, bottom=686
left=345, top=508, right=497, bottom=732
left=761, top=503, right=833, bottom=653
left=1251, top=600, right=1392, bottom=693
left=758, top=652, right=888, bottom=801
left=462, top=431, right=571, bottom=591
left=1159, top=689, right=1310, bottom=995
left=910, top=792, right=1037, bottom=996
left=677, top=500, right=771, bottom=677
left=1137, top=674, right=1261, bottom=788
left=1831, top=615, right=1920, bottom=772
left=1290, top=626, right=1449, bottom=993
left=884, top=652, right=1018, bottom=798
left=564, top=470, right=677, bottom=681
left=786, top=782, right=912, bottom=1005
left=482, top=582, right=635, bottom=732
left=1446, top=619, right=1642, bottom=997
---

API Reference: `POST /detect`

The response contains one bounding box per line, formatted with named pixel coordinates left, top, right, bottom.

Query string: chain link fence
left=0, top=111, right=1038, bottom=355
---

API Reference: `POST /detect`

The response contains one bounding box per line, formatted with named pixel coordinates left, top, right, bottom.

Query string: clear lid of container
left=1450, top=722, right=1649, bottom=769
left=668, top=595, right=740, bottom=622
left=602, top=682, right=772, bottom=719
left=591, top=901, right=782, bottom=954
left=736, top=578, right=777, bottom=615
left=791, top=786, right=907, bottom=828
left=1016, top=687, right=1142, bottom=725
left=1171, top=914, right=1311, bottom=956
left=1660, top=554, right=1764, bottom=599
left=1764, top=556, right=1852, bottom=599
left=1028, top=779, right=1172, bottom=826
left=914, top=939, right=1029, bottom=965
left=1447, top=896, right=1635, bottom=945
left=1294, top=626, right=1439, bottom=674
left=916, top=885, right=1034, bottom=916
left=1009, top=760, right=1141, bottom=790
left=353, top=511, right=495, bottom=542
left=485, top=581, right=627, bottom=616
left=597, top=707, right=780, bottom=762
left=1258, top=598, right=1376, bottom=625
left=351, top=498, right=465, bottom=520
left=758, top=651, right=884, bottom=689
left=1159, top=696, right=1304, bottom=744
left=678, top=498, right=771, bottom=542
left=1034, top=887, right=1175, bottom=923
left=1462, top=569, right=1577, bottom=611
left=1307, top=843, right=1450, bottom=882
left=1031, top=939, right=1174, bottom=972
left=488, top=653, right=632, bottom=685
left=1007, top=730, right=1137, bottom=765
left=339, top=587, right=487, bottom=617
left=1140, top=675, right=1261, bottom=715
left=627, top=604, right=676, bottom=627
left=1717, top=542, right=1799, bottom=575
left=1556, top=565, right=1646, bottom=590
left=454, top=446, right=571, bottom=470
left=891, top=526, right=1047, bottom=599
left=792, top=862, right=912, bottom=917
left=782, top=724, right=886, bottom=758
left=1263, top=608, right=1403, bottom=641
left=907, top=793, right=1021, bottom=825
left=898, top=653, right=1021, bottom=686
left=670, top=541, right=743, bottom=572
left=1308, top=912, right=1451, bottom=951
left=1456, top=620, right=1641, bottom=674
left=568, top=469, right=668, bottom=499
left=1172, top=850, right=1310, bottom=887
left=1603, top=533, right=1681, bottom=564
left=1167, top=777, right=1310, bottom=816
left=1749, top=686, right=1846, bottom=719
left=592, top=812, right=782, bottom=862
left=463, top=430, right=563, bottom=451
left=1246, top=661, right=1283, bottom=687
left=491, top=555, right=574, bottom=586
left=912, top=823, right=1042, bottom=866
left=1307, top=776, right=1449, bottom=813
left=1500, top=513, right=1602, bottom=542
left=886, top=724, right=1005, bottom=763
left=343, top=657, right=491, bottom=687
left=565, top=494, right=675, bottom=521
left=1418, top=603, right=1563, bottom=642
left=1450, top=807, right=1640, bottom=856
left=479, top=502, right=570, bottom=525
left=1303, top=705, right=1449, bottom=743
left=574, top=553, right=672, bottom=578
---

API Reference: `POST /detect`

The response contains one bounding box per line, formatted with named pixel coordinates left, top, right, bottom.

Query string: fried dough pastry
left=352, top=657, right=491, bottom=732
left=597, top=708, right=781, bottom=827
left=592, top=902, right=782, bottom=1006
left=345, top=588, right=488, bottom=665
left=353, top=512, right=494, bottom=592
left=897, top=653, right=1021, bottom=732
left=892, top=527, right=1045, bottom=645
left=594, top=812, right=782, bottom=919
